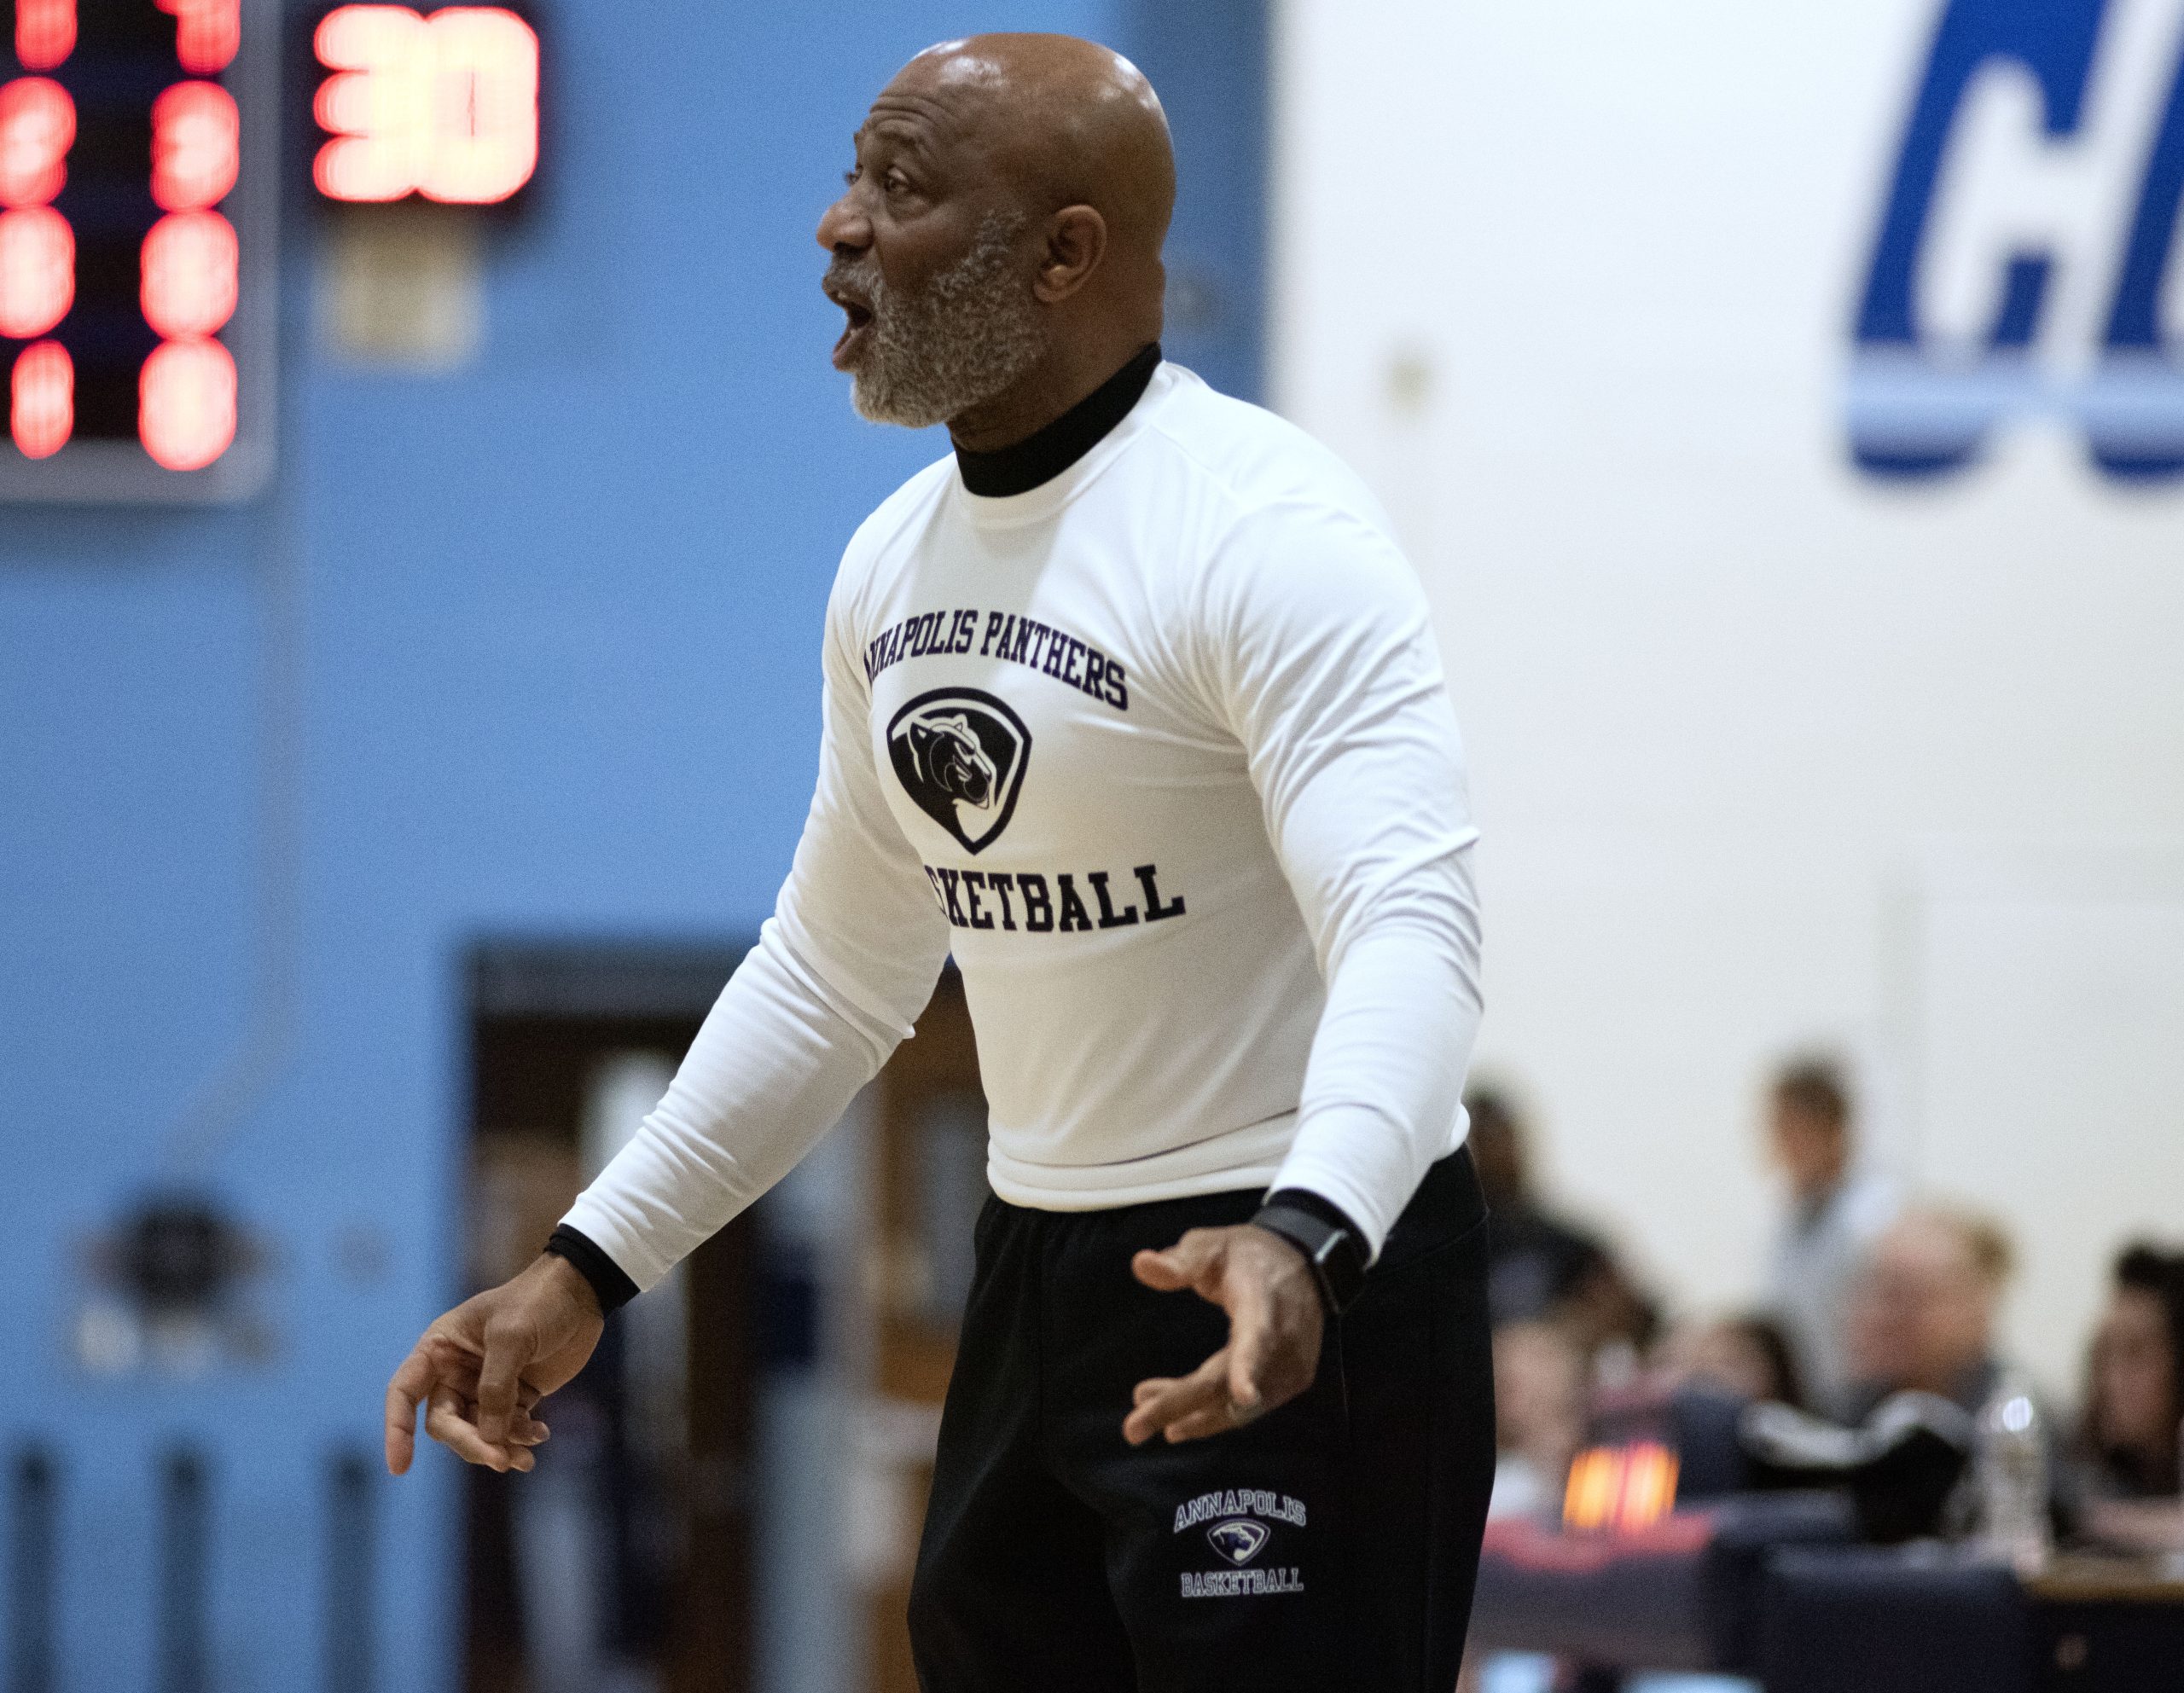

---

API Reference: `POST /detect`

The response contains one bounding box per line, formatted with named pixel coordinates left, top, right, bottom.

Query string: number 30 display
left=314, top=6, right=539, bottom=206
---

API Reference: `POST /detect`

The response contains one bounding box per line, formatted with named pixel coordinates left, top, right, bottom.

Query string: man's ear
left=1034, top=205, right=1108, bottom=304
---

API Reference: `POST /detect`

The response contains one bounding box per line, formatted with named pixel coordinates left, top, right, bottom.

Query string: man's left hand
left=1123, top=1224, right=1325, bottom=1446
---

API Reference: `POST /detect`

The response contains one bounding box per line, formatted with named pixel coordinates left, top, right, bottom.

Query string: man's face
left=816, top=65, right=1049, bottom=427
left=1768, top=1100, right=1844, bottom=1197
left=1844, top=1221, right=1994, bottom=1394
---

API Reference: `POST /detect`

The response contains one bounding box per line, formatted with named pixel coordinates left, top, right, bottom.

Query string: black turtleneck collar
left=954, top=343, right=1162, bottom=497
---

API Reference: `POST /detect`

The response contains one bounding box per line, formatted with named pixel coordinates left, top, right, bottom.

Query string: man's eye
left=843, top=167, right=860, bottom=188
left=885, top=172, right=913, bottom=196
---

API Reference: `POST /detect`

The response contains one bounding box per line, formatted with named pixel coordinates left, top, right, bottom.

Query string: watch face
left=1316, top=1231, right=1367, bottom=1313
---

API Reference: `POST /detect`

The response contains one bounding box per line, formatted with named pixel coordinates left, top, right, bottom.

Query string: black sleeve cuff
left=543, top=1224, right=639, bottom=1315
left=1259, top=1187, right=1363, bottom=1244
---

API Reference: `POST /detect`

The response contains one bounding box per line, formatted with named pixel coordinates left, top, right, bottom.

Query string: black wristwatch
left=1251, top=1191, right=1368, bottom=1317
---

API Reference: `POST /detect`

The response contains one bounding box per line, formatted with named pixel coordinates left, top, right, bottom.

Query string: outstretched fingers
left=1124, top=1347, right=1233, bottom=1446
left=426, top=1385, right=522, bottom=1471
left=387, top=1329, right=551, bottom=1475
left=1124, top=1222, right=1327, bottom=1447
left=383, top=1342, right=438, bottom=1476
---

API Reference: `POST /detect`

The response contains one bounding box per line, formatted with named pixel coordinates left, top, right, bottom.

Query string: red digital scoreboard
left=0, top=0, right=274, bottom=501
left=312, top=5, right=538, bottom=206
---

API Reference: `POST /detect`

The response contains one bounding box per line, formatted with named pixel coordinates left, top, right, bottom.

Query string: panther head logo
left=907, top=713, right=998, bottom=809
left=1205, top=1519, right=1270, bottom=1567
left=886, top=688, right=1031, bottom=854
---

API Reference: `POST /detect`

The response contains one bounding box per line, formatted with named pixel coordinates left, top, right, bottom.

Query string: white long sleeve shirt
left=563, top=362, right=1483, bottom=1290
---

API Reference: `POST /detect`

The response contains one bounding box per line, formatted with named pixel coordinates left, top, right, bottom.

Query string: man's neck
left=948, top=332, right=1159, bottom=454
left=951, top=342, right=1162, bottom=498
left=1795, top=1166, right=1848, bottom=1210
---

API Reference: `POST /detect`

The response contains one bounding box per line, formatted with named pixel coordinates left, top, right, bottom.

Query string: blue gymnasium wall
left=0, top=3, right=1263, bottom=1689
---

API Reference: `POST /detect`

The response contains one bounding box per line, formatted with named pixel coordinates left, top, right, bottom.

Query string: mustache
left=824, top=250, right=886, bottom=304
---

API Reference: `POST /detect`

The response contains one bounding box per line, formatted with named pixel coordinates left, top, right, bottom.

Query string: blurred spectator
left=1472, top=1088, right=1600, bottom=1325
left=1838, top=1206, right=2018, bottom=1419
left=1489, top=1320, right=1588, bottom=1521
left=1762, top=1058, right=1896, bottom=1408
left=2077, top=1243, right=2184, bottom=1506
left=1836, top=1208, right=2091, bottom=1540
left=1663, top=1313, right=1807, bottom=1410
left=1471, top=1087, right=1659, bottom=1365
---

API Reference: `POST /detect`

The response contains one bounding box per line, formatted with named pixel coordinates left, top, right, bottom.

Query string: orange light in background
left=149, top=81, right=239, bottom=212
left=314, top=6, right=538, bottom=204
left=14, top=0, right=77, bottom=72
left=1563, top=1447, right=1618, bottom=1532
left=10, top=339, right=72, bottom=458
left=139, top=337, right=235, bottom=471
left=141, top=209, right=237, bottom=339
left=154, top=0, right=241, bottom=75
left=1619, top=1441, right=1680, bottom=1529
left=0, top=206, right=73, bottom=337
left=0, top=78, right=76, bottom=207
left=1562, top=1441, right=1681, bottom=1534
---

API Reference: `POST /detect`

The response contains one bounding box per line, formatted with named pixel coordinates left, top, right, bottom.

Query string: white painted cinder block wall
left=1269, top=0, right=2184, bottom=1393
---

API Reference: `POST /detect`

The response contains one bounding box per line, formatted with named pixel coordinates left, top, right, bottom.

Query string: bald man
left=386, top=35, right=1492, bottom=1691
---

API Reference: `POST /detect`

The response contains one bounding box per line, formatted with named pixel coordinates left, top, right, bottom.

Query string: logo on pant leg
left=1173, top=1488, right=1306, bottom=1597
left=886, top=688, right=1031, bottom=855
left=1205, top=1518, right=1269, bottom=1565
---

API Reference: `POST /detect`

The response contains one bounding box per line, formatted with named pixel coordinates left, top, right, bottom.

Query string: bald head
left=816, top=33, right=1176, bottom=444
left=894, top=34, right=1176, bottom=268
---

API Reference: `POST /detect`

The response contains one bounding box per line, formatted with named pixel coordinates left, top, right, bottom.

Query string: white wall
left=1272, top=0, right=2184, bottom=1390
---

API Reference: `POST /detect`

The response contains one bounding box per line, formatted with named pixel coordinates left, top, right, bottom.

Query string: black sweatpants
left=907, top=1149, right=1496, bottom=1693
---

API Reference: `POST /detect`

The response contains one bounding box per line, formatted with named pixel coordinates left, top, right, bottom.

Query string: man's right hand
left=384, top=1252, right=607, bottom=1476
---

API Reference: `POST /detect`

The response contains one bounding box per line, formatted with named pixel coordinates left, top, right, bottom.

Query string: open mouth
left=830, top=292, right=875, bottom=367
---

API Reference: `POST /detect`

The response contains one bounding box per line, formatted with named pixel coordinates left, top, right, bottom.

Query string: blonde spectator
left=1838, top=1205, right=2017, bottom=1418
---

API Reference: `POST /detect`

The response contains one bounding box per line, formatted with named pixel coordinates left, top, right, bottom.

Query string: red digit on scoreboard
left=10, top=339, right=73, bottom=459
left=0, top=206, right=73, bottom=338
left=154, top=0, right=241, bottom=77
left=139, top=337, right=235, bottom=472
left=150, top=81, right=240, bottom=212
left=142, top=210, right=238, bottom=339
left=419, top=8, right=539, bottom=204
left=13, top=1, right=76, bottom=73
left=0, top=77, right=74, bottom=207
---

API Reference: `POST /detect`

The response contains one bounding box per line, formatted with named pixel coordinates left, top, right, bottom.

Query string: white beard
left=830, top=212, right=1049, bottom=429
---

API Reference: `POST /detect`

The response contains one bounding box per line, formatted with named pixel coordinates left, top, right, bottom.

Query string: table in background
left=1757, top=1551, right=2184, bottom=1693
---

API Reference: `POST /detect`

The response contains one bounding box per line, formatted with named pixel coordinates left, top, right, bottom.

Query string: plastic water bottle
left=1974, top=1375, right=2052, bottom=1574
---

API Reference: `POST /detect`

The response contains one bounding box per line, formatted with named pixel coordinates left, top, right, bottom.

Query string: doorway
left=462, top=940, right=757, bottom=1693
left=460, top=942, right=993, bottom=1693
